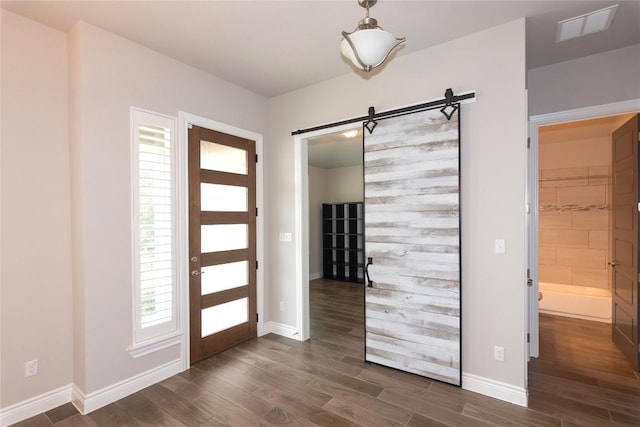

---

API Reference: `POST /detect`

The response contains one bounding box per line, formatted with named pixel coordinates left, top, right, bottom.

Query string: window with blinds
left=131, top=108, right=178, bottom=346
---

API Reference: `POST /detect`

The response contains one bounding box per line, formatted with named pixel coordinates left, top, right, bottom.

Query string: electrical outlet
left=494, top=346, right=505, bottom=362
left=279, top=233, right=292, bottom=242
left=279, top=301, right=285, bottom=312
left=25, top=360, right=38, bottom=377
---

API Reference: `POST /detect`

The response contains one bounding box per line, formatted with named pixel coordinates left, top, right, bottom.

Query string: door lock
left=191, top=270, right=201, bottom=276
left=190, top=256, right=198, bottom=263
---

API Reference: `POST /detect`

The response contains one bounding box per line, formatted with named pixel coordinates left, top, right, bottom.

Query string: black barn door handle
left=364, top=257, right=373, bottom=287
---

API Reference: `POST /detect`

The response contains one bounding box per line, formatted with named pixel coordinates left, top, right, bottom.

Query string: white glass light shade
left=340, top=28, right=399, bottom=69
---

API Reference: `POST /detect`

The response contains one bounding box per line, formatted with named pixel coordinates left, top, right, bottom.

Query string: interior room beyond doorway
left=537, top=115, right=633, bottom=323
left=536, top=112, right=638, bottom=373
left=307, top=128, right=364, bottom=282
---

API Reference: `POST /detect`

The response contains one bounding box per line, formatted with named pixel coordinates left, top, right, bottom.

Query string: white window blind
left=131, top=108, right=178, bottom=346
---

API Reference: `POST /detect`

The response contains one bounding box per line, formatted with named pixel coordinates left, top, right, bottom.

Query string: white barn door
left=364, top=107, right=461, bottom=386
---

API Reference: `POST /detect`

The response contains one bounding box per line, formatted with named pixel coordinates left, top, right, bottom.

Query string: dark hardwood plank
left=322, top=397, right=405, bottom=427
left=251, top=385, right=352, bottom=427
left=86, top=403, right=140, bottom=427
left=407, top=413, right=450, bottom=427
left=241, top=338, right=363, bottom=378
left=191, top=373, right=274, bottom=419
left=377, top=388, right=492, bottom=427
left=244, top=368, right=332, bottom=408
left=137, top=383, right=214, bottom=426
left=222, top=347, right=318, bottom=388
left=199, top=364, right=262, bottom=394
left=195, top=388, right=273, bottom=427
left=114, top=392, right=189, bottom=426
left=52, top=414, right=99, bottom=427
left=330, top=389, right=412, bottom=424
left=8, top=414, right=52, bottom=427
left=259, top=406, right=317, bottom=427
left=44, top=403, right=78, bottom=424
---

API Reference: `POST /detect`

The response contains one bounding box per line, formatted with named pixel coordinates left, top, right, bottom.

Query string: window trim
left=129, top=107, right=181, bottom=355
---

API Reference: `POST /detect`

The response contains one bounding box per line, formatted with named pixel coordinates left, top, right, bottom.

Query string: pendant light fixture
left=340, top=0, right=406, bottom=72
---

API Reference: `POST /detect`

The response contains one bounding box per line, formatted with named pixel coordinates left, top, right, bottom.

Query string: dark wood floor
left=12, top=279, right=640, bottom=426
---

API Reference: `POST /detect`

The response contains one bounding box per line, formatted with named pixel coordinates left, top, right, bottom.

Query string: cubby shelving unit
left=322, top=202, right=364, bottom=283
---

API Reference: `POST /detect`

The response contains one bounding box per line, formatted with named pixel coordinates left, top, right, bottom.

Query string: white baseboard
left=73, top=358, right=183, bottom=414
left=462, top=372, right=528, bottom=407
left=309, top=271, right=323, bottom=280
left=0, top=384, right=72, bottom=427
left=1, top=359, right=184, bottom=425
left=263, top=321, right=303, bottom=341
left=539, top=309, right=611, bottom=324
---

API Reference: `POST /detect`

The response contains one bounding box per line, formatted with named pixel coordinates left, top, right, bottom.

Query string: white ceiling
left=308, top=127, right=363, bottom=168
left=2, top=1, right=639, bottom=98
left=3, top=1, right=638, bottom=169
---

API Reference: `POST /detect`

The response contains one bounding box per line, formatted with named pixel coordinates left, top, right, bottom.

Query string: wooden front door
left=363, top=108, right=462, bottom=386
left=188, top=125, right=257, bottom=363
left=611, top=114, right=639, bottom=371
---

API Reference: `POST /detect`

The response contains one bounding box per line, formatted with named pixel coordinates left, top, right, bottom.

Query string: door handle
left=191, top=270, right=204, bottom=276
left=608, top=261, right=619, bottom=267
left=364, top=257, right=373, bottom=287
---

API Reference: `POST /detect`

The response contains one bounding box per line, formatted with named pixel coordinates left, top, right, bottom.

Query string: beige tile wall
left=539, top=119, right=612, bottom=290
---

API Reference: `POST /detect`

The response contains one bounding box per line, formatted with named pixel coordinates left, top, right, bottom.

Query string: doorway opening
left=306, top=127, right=365, bottom=342
left=527, top=107, right=640, bottom=417
left=293, top=122, right=365, bottom=341
left=527, top=100, right=640, bottom=358
left=536, top=113, right=637, bottom=356
left=537, top=115, right=629, bottom=325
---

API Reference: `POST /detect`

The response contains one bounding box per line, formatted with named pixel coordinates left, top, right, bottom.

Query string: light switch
left=495, top=239, right=506, bottom=254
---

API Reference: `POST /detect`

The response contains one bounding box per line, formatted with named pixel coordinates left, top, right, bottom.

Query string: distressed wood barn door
left=363, top=107, right=461, bottom=386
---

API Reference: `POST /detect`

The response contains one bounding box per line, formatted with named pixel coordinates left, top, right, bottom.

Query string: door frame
left=293, top=121, right=365, bottom=341
left=294, top=96, right=477, bottom=342
left=527, top=98, right=640, bottom=359
left=179, top=112, right=265, bottom=370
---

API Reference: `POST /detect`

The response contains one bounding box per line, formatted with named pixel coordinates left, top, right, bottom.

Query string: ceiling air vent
left=556, top=4, right=618, bottom=43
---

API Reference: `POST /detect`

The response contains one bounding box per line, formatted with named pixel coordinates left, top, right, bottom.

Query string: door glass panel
left=201, top=224, right=247, bottom=252
left=201, top=297, right=248, bottom=337
left=201, top=261, right=248, bottom=295
left=200, top=141, right=247, bottom=175
left=201, top=183, right=248, bottom=212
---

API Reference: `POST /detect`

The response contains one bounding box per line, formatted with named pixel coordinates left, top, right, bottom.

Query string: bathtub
left=539, top=282, right=611, bottom=323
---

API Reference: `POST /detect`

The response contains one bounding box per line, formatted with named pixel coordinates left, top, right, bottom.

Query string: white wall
left=267, top=19, right=528, bottom=392
left=308, top=164, right=363, bottom=279
left=2, top=9, right=531, bottom=413
left=528, top=44, right=640, bottom=116
left=67, top=21, right=267, bottom=398
left=326, top=165, right=363, bottom=203
left=0, top=10, right=73, bottom=408
left=1, top=13, right=268, bottom=418
left=308, top=166, right=327, bottom=279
